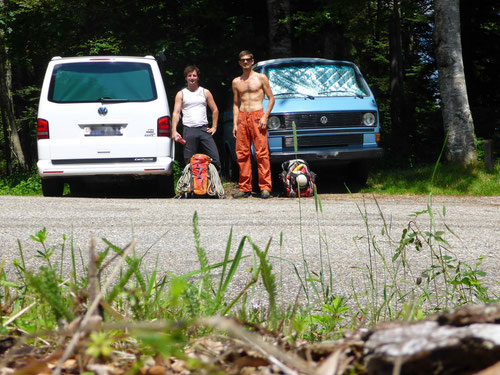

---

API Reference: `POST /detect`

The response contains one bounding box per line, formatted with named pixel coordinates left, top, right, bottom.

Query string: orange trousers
left=235, top=109, right=272, bottom=192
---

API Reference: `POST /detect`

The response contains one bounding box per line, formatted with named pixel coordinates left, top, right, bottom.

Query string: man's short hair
left=184, top=65, right=200, bottom=78
left=238, top=50, right=254, bottom=59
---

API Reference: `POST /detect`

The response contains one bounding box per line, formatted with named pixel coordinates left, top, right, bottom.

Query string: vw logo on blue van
left=98, top=106, right=108, bottom=116
left=320, top=116, right=328, bottom=124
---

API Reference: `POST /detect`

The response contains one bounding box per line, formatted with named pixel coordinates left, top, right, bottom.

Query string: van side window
left=48, top=62, right=157, bottom=103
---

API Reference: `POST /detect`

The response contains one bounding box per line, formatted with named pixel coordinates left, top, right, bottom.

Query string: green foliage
left=85, top=331, right=118, bottom=359
left=352, top=194, right=496, bottom=325
left=1, top=0, right=498, bottom=180
left=172, top=160, right=183, bottom=187
left=192, top=212, right=213, bottom=301
left=0, top=198, right=497, bottom=366
left=0, top=169, right=41, bottom=195
left=26, top=266, right=74, bottom=322
left=135, top=323, right=187, bottom=359
left=364, top=162, right=500, bottom=196
left=293, top=297, right=349, bottom=341
left=77, top=35, right=123, bottom=55
left=30, top=227, right=55, bottom=269
left=249, top=238, right=277, bottom=320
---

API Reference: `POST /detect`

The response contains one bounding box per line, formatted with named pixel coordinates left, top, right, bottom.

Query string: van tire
left=41, top=178, right=64, bottom=197
left=156, top=175, right=174, bottom=198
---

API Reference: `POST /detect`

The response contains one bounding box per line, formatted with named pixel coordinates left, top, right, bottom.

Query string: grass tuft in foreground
left=0, top=194, right=497, bottom=373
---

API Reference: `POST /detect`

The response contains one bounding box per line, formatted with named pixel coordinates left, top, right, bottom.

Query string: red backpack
left=189, top=154, right=212, bottom=195
left=176, top=154, right=224, bottom=198
left=280, top=159, right=316, bottom=197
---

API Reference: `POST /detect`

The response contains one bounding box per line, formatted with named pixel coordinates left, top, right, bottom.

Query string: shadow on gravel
left=65, top=179, right=165, bottom=199
left=313, top=166, right=366, bottom=194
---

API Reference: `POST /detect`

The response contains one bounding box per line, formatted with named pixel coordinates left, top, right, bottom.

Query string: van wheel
left=156, top=175, right=174, bottom=197
left=41, top=178, right=64, bottom=197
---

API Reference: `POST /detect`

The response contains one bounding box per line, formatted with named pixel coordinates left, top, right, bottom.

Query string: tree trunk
left=434, top=0, right=476, bottom=164
left=1, top=107, right=12, bottom=175
left=0, top=1, right=26, bottom=171
left=266, top=0, right=292, bottom=58
left=389, top=0, right=408, bottom=159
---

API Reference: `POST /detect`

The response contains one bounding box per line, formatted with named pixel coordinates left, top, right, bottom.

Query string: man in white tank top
left=172, top=65, right=221, bottom=173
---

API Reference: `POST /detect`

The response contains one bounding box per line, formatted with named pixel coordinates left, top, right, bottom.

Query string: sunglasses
left=239, top=58, right=253, bottom=62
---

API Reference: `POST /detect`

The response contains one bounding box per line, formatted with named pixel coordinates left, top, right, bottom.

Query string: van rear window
left=48, top=62, right=157, bottom=103
left=266, top=63, right=367, bottom=98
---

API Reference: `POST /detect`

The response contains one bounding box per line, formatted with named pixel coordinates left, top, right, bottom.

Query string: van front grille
left=283, top=111, right=373, bottom=129
left=282, top=134, right=362, bottom=148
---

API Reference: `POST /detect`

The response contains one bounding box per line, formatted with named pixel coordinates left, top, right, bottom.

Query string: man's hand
left=259, top=115, right=268, bottom=129
left=207, top=127, right=217, bottom=136
left=233, top=125, right=238, bottom=138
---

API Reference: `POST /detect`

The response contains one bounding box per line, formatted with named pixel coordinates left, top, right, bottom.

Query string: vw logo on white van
left=98, top=106, right=108, bottom=116
left=320, top=116, right=328, bottom=124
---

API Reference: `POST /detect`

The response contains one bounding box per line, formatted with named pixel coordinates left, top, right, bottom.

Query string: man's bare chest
left=238, top=78, right=262, bottom=94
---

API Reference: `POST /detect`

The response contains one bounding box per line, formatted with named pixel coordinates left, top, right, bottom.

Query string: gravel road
left=1, top=194, right=499, bottom=306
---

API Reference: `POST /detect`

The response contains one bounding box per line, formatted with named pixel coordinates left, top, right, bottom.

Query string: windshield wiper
left=98, top=97, right=129, bottom=103
left=318, top=90, right=363, bottom=98
left=275, top=92, right=314, bottom=100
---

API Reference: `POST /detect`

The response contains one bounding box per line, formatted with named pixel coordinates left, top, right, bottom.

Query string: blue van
left=222, top=57, right=383, bottom=185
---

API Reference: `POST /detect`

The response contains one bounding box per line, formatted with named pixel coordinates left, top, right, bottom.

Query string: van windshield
left=266, top=63, right=368, bottom=98
left=48, top=62, right=157, bottom=103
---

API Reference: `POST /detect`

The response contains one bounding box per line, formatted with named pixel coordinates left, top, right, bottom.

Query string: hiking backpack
left=176, top=154, right=225, bottom=198
left=279, top=159, right=316, bottom=197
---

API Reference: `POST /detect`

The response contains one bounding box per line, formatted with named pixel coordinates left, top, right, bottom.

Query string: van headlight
left=268, top=116, right=281, bottom=130
left=362, top=112, right=376, bottom=126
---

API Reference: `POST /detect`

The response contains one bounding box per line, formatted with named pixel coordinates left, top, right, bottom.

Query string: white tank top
left=181, top=87, right=208, bottom=127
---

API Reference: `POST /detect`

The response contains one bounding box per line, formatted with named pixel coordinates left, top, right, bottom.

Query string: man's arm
left=232, top=79, right=240, bottom=138
left=171, top=91, right=183, bottom=139
left=258, top=74, right=275, bottom=129
left=205, top=89, right=219, bottom=135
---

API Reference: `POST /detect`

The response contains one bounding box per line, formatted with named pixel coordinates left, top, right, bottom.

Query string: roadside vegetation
left=1, top=183, right=498, bottom=373
left=1, top=159, right=499, bottom=196
left=363, top=160, right=500, bottom=196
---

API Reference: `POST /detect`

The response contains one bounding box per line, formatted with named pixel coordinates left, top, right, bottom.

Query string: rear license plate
left=84, top=125, right=123, bottom=136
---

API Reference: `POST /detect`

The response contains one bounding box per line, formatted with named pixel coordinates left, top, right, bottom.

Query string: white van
left=36, top=55, right=175, bottom=197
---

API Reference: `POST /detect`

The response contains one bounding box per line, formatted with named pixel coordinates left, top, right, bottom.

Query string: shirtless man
left=232, top=50, right=275, bottom=199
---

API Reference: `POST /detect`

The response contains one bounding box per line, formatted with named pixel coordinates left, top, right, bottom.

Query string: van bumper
left=37, top=157, right=174, bottom=177
left=269, top=147, right=384, bottom=164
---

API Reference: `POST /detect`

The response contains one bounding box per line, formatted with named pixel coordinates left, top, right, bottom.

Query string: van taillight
left=37, top=119, right=49, bottom=140
left=157, top=116, right=171, bottom=137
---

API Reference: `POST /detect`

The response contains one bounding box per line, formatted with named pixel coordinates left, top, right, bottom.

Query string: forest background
left=0, top=0, right=498, bottom=176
